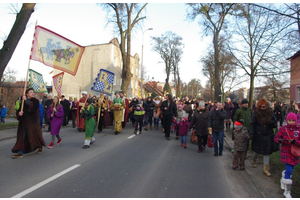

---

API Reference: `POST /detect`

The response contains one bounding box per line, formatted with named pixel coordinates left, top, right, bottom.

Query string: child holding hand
left=274, top=112, right=300, bottom=198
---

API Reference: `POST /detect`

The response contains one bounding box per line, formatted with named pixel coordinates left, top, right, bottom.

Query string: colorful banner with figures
left=28, top=69, right=47, bottom=93
left=30, top=25, right=85, bottom=76
left=52, top=72, right=64, bottom=98
left=91, top=69, right=114, bottom=96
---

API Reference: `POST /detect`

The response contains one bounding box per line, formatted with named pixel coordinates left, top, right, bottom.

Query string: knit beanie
left=178, top=104, right=183, bottom=109
left=286, top=112, right=297, bottom=122
left=182, top=117, right=188, bottom=122
left=198, top=100, right=205, bottom=107
left=234, top=121, right=243, bottom=129
left=241, top=99, right=249, bottom=104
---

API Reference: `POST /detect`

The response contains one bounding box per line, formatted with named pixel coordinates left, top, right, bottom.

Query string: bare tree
left=228, top=3, right=294, bottom=107
left=151, top=31, right=184, bottom=95
left=186, top=3, right=235, bottom=101
left=172, top=48, right=183, bottom=98
left=0, top=3, right=36, bottom=80
left=100, top=3, right=147, bottom=94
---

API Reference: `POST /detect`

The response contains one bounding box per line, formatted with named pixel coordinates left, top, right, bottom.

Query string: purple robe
left=47, top=104, right=64, bottom=135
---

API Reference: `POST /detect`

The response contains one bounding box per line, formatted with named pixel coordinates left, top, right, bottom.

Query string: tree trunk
left=0, top=3, right=35, bottom=80
left=249, top=74, right=255, bottom=110
left=213, top=32, right=221, bottom=101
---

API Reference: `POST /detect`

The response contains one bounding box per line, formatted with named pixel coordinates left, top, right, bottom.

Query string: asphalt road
left=0, top=122, right=267, bottom=198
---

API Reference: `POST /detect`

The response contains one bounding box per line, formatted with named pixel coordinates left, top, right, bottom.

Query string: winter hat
left=286, top=112, right=297, bottom=122
left=178, top=104, right=183, bottom=109
left=241, top=99, right=249, bottom=104
left=182, top=117, right=188, bottom=122
left=198, top=100, right=205, bottom=107
left=81, top=91, right=88, bottom=95
left=234, top=121, right=243, bottom=129
left=257, top=98, right=268, bottom=110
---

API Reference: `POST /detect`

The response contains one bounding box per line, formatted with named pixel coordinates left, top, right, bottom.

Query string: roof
left=142, top=82, right=164, bottom=97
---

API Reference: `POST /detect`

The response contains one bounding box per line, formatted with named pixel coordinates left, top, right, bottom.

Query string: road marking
left=11, top=164, right=81, bottom=198
left=127, top=135, right=136, bottom=139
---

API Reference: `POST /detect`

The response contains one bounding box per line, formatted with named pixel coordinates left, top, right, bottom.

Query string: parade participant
left=46, top=96, right=64, bottom=149
left=232, top=120, right=250, bottom=170
left=249, top=98, right=277, bottom=176
left=71, top=97, right=78, bottom=128
left=208, top=102, right=227, bottom=156
left=189, top=100, right=209, bottom=153
left=133, top=104, right=145, bottom=135
left=44, top=93, right=53, bottom=132
left=224, top=98, right=234, bottom=132
left=60, top=95, right=70, bottom=126
left=110, top=90, right=126, bottom=135
left=177, top=116, right=189, bottom=149
left=11, top=88, right=46, bottom=158
left=95, top=93, right=105, bottom=133
left=274, top=112, right=300, bottom=198
left=129, top=96, right=140, bottom=127
left=77, top=91, right=88, bottom=132
left=144, top=96, right=155, bottom=130
left=153, top=96, right=162, bottom=130
left=103, top=95, right=112, bottom=128
left=81, top=98, right=96, bottom=149
left=160, top=94, right=177, bottom=140
left=119, top=90, right=129, bottom=128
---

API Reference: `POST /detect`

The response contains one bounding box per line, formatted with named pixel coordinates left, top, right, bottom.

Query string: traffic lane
left=23, top=131, right=233, bottom=198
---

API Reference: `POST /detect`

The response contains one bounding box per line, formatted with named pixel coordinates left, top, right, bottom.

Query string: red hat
left=234, top=121, right=243, bottom=129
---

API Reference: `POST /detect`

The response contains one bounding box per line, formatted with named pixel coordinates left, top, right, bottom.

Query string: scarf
left=255, top=109, right=272, bottom=126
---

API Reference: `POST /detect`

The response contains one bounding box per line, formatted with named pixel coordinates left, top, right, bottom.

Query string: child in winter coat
left=177, top=117, right=190, bottom=149
left=0, top=105, right=7, bottom=123
left=274, top=112, right=300, bottom=198
left=133, top=104, right=145, bottom=135
left=232, top=120, right=250, bottom=170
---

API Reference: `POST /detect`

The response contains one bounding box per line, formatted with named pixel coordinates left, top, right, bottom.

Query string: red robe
left=77, top=97, right=87, bottom=130
left=122, top=98, right=129, bottom=128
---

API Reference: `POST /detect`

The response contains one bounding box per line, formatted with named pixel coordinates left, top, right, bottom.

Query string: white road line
left=11, top=164, right=81, bottom=198
left=127, top=135, right=136, bottom=139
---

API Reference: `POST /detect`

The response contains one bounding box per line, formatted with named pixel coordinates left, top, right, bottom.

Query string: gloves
left=291, top=139, right=296, bottom=144
left=208, top=127, right=212, bottom=134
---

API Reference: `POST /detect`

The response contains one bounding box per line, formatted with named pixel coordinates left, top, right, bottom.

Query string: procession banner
left=30, top=25, right=85, bottom=76
left=52, top=72, right=64, bottom=98
left=91, top=69, right=114, bottom=96
left=28, top=69, right=47, bottom=93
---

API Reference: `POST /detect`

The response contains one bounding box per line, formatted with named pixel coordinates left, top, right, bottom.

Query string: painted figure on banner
left=110, top=90, right=126, bottom=135
left=120, top=90, right=129, bottom=128
left=77, top=91, right=88, bottom=132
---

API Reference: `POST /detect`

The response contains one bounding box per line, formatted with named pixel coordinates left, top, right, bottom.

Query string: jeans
left=285, top=164, right=294, bottom=179
left=18, top=129, right=27, bottom=155
left=181, top=135, right=187, bottom=144
left=145, top=115, right=153, bottom=126
left=154, top=117, right=159, bottom=127
left=212, top=131, right=224, bottom=154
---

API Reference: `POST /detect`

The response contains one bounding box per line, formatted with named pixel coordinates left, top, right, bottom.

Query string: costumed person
left=47, top=96, right=64, bottom=149
left=274, top=112, right=300, bottom=198
left=144, top=96, right=155, bottom=131
left=71, top=97, right=78, bottom=128
left=189, top=99, right=209, bottom=153
left=160, top=94, right=178, bottom=140
left=232, top=120, right=250, bottom=170
left=249, top=98, right=277, bottom=177
left=153, top=96, right=162, bottom=130
left=81, top=98, right=96, bottom=149
left=133, top=104, right=145, bottom=135
left=95, top=93, right=105, bottom=133
left=119, top=91, right=129, bottom=128
left=177, top=116, right=189, bottom=149
left=110, top=90, right=126, bottom=135
left=129, top=96, right=140, bottom=127
left=11, top=88, right=46, bottom=158
left=103, top=95, right=112, bottom=128
left=77, top=91, right=88, bottom=132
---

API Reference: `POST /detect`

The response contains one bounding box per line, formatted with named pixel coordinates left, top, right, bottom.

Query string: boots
left=282, top=178, right=292, bottom=198
left=252, top=158, right=257, bottom=168
left=144, top=125, right=148, bottom=131
left=263, top=164, right=271, bottom=177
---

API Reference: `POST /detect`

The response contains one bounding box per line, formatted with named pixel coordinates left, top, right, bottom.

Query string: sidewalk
left=223, top=130, right=283, bottom=198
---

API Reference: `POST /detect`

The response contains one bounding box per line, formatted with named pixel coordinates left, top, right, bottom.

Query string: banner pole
left=20, top=21, right=38, bottom=112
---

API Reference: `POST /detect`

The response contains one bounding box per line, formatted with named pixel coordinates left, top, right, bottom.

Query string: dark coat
left=160, top=100, right=177, bottom=118
left=189, top=108, right=209, bottom=136
left=60, top=99, right=70, bottom=116
left=208, top=108, right=227, bottom=132
left=144, top=98, right=155, bottom=117
left=12, top=97, right=46, bottom=153
left=224, top=102, right=234, bottom=120
left=249, top=109, right=277, bottom=155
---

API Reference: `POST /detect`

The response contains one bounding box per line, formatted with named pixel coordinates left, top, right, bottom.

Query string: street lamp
left=140, top=28, right=153, bottom=99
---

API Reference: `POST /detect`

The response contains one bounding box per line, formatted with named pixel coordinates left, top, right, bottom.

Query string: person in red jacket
left=176, top=117, right=190, bottom=149
left=274, top=112, right=300, bottom=198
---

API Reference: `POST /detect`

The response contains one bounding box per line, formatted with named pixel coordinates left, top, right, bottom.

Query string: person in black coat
left=189, top=99, right=209, bottom=153
left=60, top=95, right=70, bottom=126
left=44, top=94, right=53, bottom=132
left=144, top=96, right=155, bottom=130
left=128, top=97, right=140, bottom=127
left=160, top=94, right=177, bottom=140
left=249, top=98, right=277, bottom=177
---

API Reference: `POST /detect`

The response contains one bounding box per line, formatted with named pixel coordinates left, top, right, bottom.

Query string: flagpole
left=21, top=21, right=38, bottom=112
